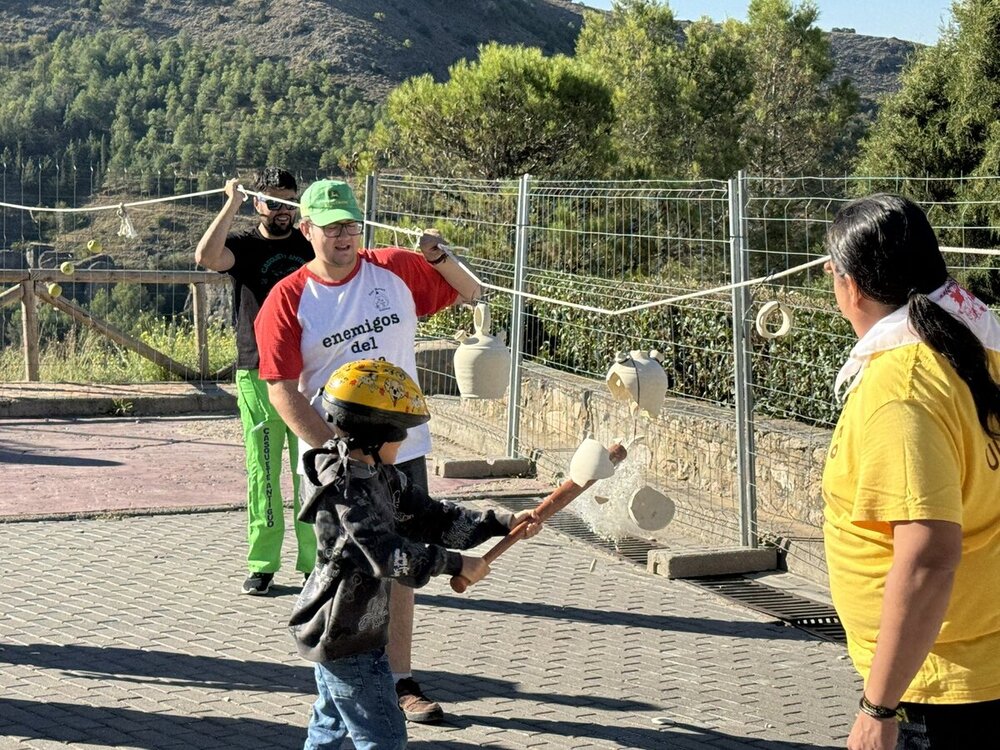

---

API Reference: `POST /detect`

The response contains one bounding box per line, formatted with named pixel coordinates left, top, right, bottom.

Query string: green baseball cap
left=299, top=179, right=363, bottom=225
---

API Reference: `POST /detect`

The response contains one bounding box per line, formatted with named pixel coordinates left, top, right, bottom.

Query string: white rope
left=475, top=257, right=827, bottom=316
left=366, top=218, right=826, bottom=315
left=238, top=186, right=299, bottom=208
left=1, top=188, right=224, bottom=213
left=367, top=217, right=999, bottom=314
left=365, top=219, right=421, bottom=237
left=5, top=189, right=995, bottom=313
left=938, top=245, right=1000, bottom=257
left=0, top=185, right=297, bottom=213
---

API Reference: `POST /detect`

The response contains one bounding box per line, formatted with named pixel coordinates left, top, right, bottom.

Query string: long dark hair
left=826, top=193, right=1000, bottom=438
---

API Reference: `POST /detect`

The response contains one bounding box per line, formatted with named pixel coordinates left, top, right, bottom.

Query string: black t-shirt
left=225, top=226, right=313, bottom=369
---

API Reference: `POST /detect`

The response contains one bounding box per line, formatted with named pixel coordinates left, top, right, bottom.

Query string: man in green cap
left=255, top=178, right=481, bottom=723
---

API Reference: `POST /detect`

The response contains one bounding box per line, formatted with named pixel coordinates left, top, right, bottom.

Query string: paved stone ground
left=0, top=415, right=547, bottom=519
left=0, top=398, right=860, bottom=749
left=0, top=506, right=859, bottom=749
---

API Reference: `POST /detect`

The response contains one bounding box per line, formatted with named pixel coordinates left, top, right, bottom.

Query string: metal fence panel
left=743, top=175, right=1000, bottom=579
left=372, top=174, right=746, bottom=549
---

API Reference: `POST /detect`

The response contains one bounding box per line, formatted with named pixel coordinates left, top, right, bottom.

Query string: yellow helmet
left=320, top=359, right=430, bottom=444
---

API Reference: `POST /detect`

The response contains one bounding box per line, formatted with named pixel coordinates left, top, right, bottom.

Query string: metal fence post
left=362, top=173, right=378, bottom=249
left=729, top=170, right=758, bottom=548
left=506, top=173, right=530, bottom=458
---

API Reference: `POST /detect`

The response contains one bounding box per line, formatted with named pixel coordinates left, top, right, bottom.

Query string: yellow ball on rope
left=86, top=239, right=102, bottom=254
left=60, top=261, right=75, bottom=276
left=47, top=282, right=63, bottom=297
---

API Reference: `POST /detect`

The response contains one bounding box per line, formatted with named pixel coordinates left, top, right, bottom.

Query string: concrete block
left=434, top=457, right=534, bottom=479
left=647, top=546, right=777, bottom=579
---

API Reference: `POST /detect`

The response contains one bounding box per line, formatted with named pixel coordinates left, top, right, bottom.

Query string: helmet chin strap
left=342, top=435, right=385, bottom=463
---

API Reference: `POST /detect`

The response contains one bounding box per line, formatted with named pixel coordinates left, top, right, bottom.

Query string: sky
left=582, top=1, right=954, bottom=45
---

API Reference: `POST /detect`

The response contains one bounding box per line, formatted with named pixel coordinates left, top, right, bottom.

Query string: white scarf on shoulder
left=834, top=279, right=1000, bottom=401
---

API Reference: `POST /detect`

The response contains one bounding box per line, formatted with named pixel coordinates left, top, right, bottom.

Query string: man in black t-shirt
left=196, top=167, right=315, bottom=595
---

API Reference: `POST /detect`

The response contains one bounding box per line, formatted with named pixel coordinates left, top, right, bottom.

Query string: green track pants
left=236, top=369, right=316, bottom=575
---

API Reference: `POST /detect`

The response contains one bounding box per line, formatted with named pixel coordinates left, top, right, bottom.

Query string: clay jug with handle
left=453, top=302, right=511, bottom=399
left=605, top=349, right=668, bottom=417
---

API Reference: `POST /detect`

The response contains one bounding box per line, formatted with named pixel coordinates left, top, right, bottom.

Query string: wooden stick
left=450, top=443, right=628, bottom=593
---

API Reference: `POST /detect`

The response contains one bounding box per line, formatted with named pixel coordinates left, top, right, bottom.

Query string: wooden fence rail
left=0, top=269, right=230, bottom=382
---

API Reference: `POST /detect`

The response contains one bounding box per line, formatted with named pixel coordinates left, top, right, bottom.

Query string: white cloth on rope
left=834, top=279, right=1000, bottom=401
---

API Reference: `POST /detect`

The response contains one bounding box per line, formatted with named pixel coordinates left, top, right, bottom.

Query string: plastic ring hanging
left=755, top=300, right=793, bottom=339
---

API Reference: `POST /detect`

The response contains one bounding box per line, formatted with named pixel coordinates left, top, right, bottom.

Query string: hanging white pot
left=453, top=302, right=511, bottom=399
left=605, top=349, right=668, bottom=417
left=568, top=438, right=617, bottom=486
left=628, top=486, right=675, bottom=531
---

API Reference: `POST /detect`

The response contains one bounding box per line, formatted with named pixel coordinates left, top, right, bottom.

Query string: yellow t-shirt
left=823, top=343, right=1000, bottom=704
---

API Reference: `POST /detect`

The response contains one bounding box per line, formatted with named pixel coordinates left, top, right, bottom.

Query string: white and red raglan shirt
left=255, top=247, right=459, bottom=468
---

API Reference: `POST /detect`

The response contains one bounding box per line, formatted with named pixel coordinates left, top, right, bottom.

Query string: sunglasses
left=258, top=197, right=295, bottom=211
left=312, top=222, right=363, bottom=238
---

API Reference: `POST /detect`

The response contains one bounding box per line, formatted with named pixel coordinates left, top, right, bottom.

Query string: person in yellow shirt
left=821, top=194, right=1000, bottom=750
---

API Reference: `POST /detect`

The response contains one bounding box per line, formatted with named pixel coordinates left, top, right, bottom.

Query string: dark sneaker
left=241, top=572, right=273, bottom=595
left=396, top=677, right=444, bottom=723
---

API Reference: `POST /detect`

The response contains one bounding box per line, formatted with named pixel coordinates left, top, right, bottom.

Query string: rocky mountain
left=828, top=29, right=919, bottom=110
left=0, top=0, right=918, bottom=106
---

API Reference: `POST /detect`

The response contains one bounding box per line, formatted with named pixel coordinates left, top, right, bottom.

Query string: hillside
left=0, top=0, right=586, bottom=100
left=0, top=0, right=917, bottom=105
left=828, top=29, right=919, bottom=110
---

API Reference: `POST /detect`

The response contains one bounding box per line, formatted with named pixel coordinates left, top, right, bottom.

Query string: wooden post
left=191, top=281, right=209, bottom=379
left=20, top=280, right=40, bottom=381
left=0, top=284, right=23, bottom=307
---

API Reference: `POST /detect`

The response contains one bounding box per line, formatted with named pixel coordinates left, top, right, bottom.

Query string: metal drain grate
left=685, top=575, right=846, bottom=643
left=490, top=495, right=845, bottom=644
left=493, top=495, right=657, bottom=565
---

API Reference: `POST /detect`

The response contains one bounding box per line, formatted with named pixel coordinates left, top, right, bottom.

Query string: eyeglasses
left=311, top=222, right=363, bottom=238
left=258, top=197, right=295, bottom=211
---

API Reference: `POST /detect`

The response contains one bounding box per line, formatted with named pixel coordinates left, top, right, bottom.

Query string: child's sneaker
left=396, top=677, right=444, bottom=723
left=241, top=572, right=273, bottom=595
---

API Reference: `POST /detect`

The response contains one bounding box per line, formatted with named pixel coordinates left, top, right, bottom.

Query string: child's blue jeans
left=304, top=648, right=407, bottom=750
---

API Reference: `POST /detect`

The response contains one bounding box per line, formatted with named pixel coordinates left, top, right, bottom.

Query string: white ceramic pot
left=605, top=349, right=668, bottom=417
left=628, top=486, right=675, bottom=531
left=453, top=302, right=511, bottom=399
left=568, top=438, right=617, bottom=486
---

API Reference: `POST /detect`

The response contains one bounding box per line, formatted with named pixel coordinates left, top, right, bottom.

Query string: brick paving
left=0, top=506, right=859, bottom=749
left=0, top=399, right=860, bottom=749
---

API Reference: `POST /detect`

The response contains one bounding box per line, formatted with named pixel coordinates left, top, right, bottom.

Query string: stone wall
left=420, top=341, right=833, bottom=586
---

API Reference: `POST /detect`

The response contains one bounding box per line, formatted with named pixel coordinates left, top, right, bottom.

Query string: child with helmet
left=290, top=359, right=541, bottom=749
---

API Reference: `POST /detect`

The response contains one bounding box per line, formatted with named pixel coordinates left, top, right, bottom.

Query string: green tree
left=672, top=18, right=752, bottom=178
left=575, top=0, right=687, bottom=177
left=576, top=0, right=853, bottom=179
left=855, top=1, right=999, bottom=191
left=0, top=29, right=378, bottom=191
left=738, top=0, right=858, bottom=177
left=854, top=1, right=1000, bottom=300
left=368, top=43, right=615, bottom=179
